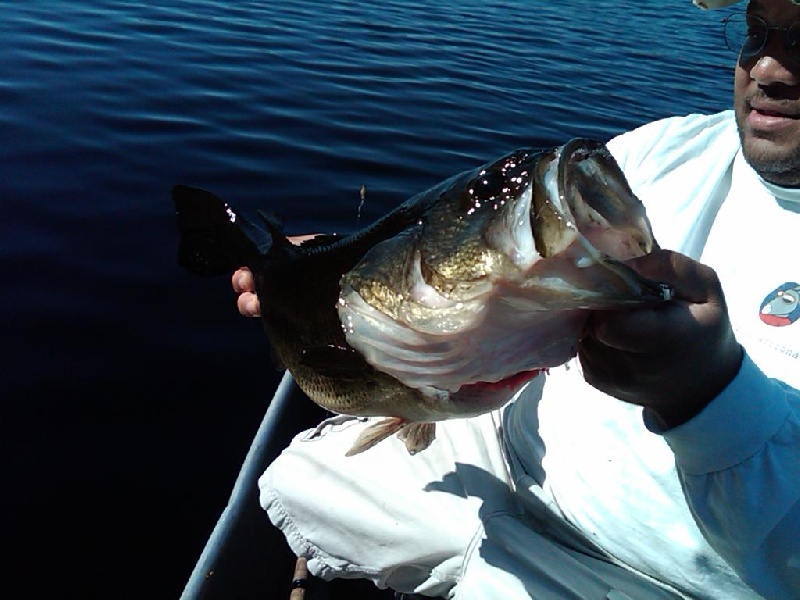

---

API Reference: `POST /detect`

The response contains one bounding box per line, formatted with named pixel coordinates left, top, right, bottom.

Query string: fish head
left=338, top=139, right=672, bottom=414
left=527, top=138, right=669, bottom=302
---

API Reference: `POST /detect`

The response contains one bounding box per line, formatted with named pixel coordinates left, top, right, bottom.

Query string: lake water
left=1, top=0, right=738, bottom=596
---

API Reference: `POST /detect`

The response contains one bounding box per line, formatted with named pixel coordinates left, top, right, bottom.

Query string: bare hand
left=578, top=249, right=743, bottom=429
left=231, top=234, right=320, bottom=318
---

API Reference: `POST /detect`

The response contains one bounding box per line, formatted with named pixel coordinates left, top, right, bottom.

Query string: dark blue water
left=1, top=0, right=738, bottom=596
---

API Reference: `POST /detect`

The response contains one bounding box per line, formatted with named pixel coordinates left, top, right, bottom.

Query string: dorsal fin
left=255, top=210, right=294, bottom=253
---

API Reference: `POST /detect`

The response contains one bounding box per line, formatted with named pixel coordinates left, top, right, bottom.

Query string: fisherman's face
left=734, top=0, right=800, bottom=186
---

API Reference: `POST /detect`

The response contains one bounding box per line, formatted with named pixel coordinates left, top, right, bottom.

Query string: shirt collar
left=759, top=176, right=800, bottom=211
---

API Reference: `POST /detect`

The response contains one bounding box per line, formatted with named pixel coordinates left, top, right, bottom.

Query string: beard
left=736, top=109, right=800, bottom=188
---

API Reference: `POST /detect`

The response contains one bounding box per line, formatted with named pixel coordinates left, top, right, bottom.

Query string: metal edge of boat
left=179, top=371, right=400, bottom=599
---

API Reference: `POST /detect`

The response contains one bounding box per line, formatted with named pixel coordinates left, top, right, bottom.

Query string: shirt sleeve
left=650, top=353, right=800, bottom=600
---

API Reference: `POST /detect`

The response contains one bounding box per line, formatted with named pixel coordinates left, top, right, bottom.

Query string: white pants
left=260, top=389, right=687, bottom=599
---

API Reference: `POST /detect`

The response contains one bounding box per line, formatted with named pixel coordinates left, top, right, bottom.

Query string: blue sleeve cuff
left=645, top=353, right=791, bottom=475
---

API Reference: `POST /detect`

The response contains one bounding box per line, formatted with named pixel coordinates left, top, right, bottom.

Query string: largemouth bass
left=174, top=139, right=671, bottom=456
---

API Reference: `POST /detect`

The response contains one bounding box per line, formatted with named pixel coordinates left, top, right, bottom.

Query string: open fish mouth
left=338, top=139, right=671, bottom=409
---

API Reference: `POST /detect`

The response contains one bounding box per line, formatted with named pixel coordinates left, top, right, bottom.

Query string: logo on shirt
left=759, top=282, right=800, bottom=327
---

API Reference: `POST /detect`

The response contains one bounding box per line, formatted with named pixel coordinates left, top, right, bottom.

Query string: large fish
left=174, top=139, right=672, bottom=456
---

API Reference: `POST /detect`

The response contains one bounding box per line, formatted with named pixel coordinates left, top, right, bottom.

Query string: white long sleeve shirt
left=261, top=111, right=800, bottom=599
left=611, top=110, right=800, bottom=599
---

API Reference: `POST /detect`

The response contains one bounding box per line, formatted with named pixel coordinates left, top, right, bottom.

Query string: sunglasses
left=723, top=13, right=800, bottom=59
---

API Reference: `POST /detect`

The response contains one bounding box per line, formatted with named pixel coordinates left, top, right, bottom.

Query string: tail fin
left=173, top=184, right=271, bottom=276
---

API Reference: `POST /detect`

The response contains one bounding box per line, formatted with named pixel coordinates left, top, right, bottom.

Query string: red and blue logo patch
left=760, top=282, right=800, bottom=327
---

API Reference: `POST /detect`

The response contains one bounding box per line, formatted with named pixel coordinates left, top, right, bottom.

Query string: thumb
left=623, top=249, right=719, bottom=305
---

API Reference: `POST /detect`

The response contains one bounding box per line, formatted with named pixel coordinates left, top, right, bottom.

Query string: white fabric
left=260, top=111, right=800, bottom=599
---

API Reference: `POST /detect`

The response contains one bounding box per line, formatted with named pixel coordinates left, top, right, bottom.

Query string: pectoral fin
left=346, top=417, right=407, bottom=456
left=346, top=418, right=437, bottom=456
left=397, top=422, right=436, bottom=454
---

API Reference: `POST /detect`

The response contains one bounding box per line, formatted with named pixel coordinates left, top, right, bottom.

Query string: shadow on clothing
left=426, top=461, right=684, bottom=600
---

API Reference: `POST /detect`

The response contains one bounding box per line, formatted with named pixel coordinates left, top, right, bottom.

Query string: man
left=233, top=0, right=800, bottom=597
